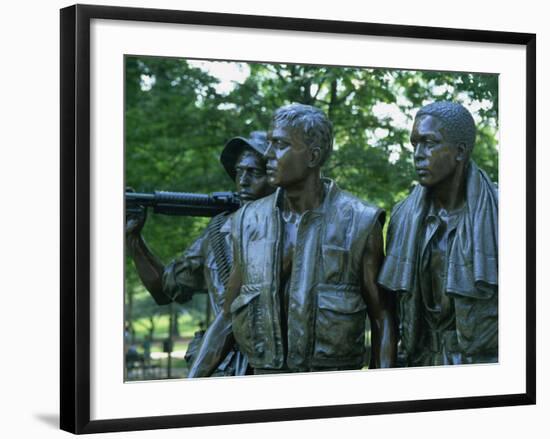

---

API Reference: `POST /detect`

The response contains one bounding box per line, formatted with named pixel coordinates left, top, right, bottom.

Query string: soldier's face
left=234, top=150, right=273, bottom=202
left=411, top=115, right=461, bottom=188
left=265, top=123, right=310, bottom=188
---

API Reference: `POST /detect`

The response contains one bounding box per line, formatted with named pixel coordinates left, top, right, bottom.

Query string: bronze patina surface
left=126, top=132, right=274, bottom=376
left=189, top=104, right=396, bottom=376
left=378, top=101, right=498, bottom=366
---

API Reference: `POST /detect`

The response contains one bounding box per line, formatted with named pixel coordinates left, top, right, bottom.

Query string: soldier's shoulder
left=335, top=187, right=383, bottom=216
left=333, top=187, right=385, bottom=228
left=235, top=192, right=277, bottom=222
left=389, top=185, right=422, bottom=220
left=245, top=192, right=277, bottom=211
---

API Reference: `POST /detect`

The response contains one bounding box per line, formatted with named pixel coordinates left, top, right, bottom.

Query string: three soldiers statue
left=127, top=100, right=498, bottom=376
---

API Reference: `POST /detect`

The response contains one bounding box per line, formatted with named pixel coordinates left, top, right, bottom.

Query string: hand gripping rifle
left=125, top=191, right=241, bottom=218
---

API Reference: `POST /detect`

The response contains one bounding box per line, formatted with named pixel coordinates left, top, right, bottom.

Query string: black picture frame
left=60, top=4, right=536, bottom=434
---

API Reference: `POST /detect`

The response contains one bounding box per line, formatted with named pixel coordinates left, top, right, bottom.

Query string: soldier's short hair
left=416, top=101, right=477, bottom=154
left=272, top=103, right=333, bottom=167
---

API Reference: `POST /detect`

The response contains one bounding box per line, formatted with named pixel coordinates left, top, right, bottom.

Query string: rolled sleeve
left=162, top=231, right=207, bottom=303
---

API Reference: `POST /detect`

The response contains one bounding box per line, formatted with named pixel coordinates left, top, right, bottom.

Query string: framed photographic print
left=60, top=4, right=536, bottom=434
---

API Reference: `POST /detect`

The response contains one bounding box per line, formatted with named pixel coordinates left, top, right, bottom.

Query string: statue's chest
left=281, top=217, right=298, bottom=283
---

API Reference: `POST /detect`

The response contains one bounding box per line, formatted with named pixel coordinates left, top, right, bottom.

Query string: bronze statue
left=188, top=104, right=396, bottom=376
left=378, top=101, right=498, bottom=366
left=126, top=131, right=274, bottom=376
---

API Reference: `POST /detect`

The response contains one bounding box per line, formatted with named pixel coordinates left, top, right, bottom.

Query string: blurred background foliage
left=124, top=56, right=498, bottom=377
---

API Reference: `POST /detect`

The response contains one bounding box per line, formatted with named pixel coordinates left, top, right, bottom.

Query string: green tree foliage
left=125, top=56, right=499, bottom=337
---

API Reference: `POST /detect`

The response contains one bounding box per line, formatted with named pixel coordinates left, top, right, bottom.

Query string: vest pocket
left=312, top=284, right=367, bottom=367
left=453, top=290, right=498, bottom=357
left=230, top=284, right=262, bottom=360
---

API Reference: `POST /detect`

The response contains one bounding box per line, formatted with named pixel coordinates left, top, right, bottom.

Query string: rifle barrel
left=125, top=190, right=240, bottom=217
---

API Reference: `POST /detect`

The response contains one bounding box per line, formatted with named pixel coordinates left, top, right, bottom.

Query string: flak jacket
left=230, top=179, right=384, bottom=372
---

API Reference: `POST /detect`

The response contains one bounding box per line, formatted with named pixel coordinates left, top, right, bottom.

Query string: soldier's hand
left=126, top=210, right=147, bottom=236
left=126, top=187, right=147, bottom=236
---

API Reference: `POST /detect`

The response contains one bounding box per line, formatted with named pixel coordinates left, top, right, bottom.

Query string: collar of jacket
left=270, top=177, right=335, bottom=217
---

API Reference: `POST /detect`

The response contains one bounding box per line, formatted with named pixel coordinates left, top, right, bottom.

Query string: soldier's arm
left=163, top=231, right=207, bottom=304
left=360, top=220, right=397, bottom=368
left=127, top=211, right=207, bottom=306
left=186, top=311, right=234, bottom=377
left=187, top=264, right=242, bottom=377
left=126, top=212, right=171, bottom=305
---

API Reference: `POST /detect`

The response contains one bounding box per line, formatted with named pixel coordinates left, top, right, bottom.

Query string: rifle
left=125, top=191, right=241, bottom=218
